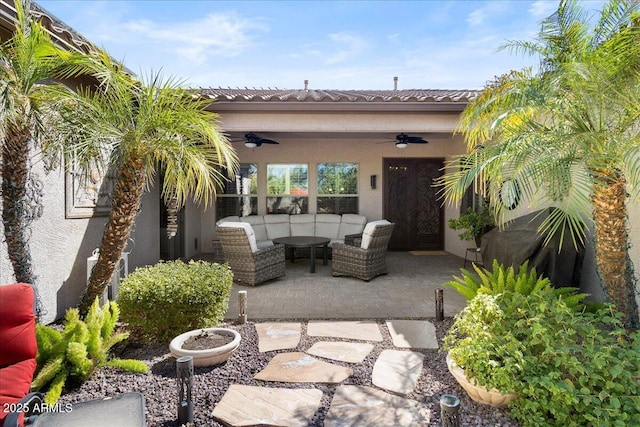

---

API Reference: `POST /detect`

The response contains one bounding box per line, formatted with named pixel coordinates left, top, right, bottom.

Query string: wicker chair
left=331, top=221, right=395, bottom=281
left=216, top=223, right=285, bottom=286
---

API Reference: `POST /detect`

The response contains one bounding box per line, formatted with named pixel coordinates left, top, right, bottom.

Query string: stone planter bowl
left=170, top=328, right=241, bottom=367
left=446, top=354, right=516, bottom=408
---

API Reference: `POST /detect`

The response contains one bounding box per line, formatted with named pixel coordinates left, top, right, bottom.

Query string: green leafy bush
left=448, top=206, right=494, bottom=243
left=33, top=299, right=148, bottom=404
left=443, top=289, right=640, bottom=426
left=117, top=260, right=233, bottom=342
left=444, top=259, right=587, bottom=308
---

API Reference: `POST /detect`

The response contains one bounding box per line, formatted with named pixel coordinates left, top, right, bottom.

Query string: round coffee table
left=272, top=236, right=330, bottom=273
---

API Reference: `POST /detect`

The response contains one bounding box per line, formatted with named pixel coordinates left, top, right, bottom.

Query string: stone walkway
left=212, top=320, right=438, bottom=426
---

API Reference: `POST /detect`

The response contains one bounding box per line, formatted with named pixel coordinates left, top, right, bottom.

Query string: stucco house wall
left=0, top=160, right=160, bottom=324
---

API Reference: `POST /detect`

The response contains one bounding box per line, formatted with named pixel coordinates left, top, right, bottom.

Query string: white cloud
left=326, top=32, right=369, bottom=64
left=121, top=13, right=266, bottom=62
left=466, top=2, right=510, bottom=27
left=528, top=1, right=557, bottom=18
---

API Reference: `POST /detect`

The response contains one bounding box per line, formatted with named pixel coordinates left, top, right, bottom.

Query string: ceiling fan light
left=395, top=142, right=408, bottom=149
left=245, top=141, right=257, bottom=148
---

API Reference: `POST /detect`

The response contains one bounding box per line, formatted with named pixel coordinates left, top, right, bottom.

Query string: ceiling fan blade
left=259, top=138, right=279, bottom=144
left=407, top=137, right=428, bottom=144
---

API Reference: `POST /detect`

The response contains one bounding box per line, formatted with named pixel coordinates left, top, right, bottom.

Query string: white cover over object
left=218, top=221, right=258, bottom=252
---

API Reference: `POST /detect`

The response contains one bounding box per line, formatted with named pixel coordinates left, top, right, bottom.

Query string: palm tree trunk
left=2, top=124, right=36, bottom=285
left=78, top=156, right=146, bottom=316
left=592, top=173, right=639, bottom=330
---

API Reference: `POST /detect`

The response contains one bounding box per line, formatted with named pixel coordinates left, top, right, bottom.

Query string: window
left=317, top=163, right=358, bottom=214
left=216, top=163, right=258, bottom=218
left=266, top=164, right=308, bottom=214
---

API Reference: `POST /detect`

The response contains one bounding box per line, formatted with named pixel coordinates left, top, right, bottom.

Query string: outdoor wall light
left=370, top=175, right=377, bottom=189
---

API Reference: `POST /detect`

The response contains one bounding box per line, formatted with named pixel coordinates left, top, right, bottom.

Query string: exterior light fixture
left=177, top=356, right=194, bottom=424
left=244, top=141, right=257, bottom=148
left=440, top=394, right=461, bottom=427
left=395, top=142, right=408, bottom=149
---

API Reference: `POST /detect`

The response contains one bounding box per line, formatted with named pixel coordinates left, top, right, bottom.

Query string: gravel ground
left=58, top=318, right=520, bottom=427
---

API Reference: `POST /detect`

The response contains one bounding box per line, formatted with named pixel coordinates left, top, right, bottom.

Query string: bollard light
left=238, top=290, right=247, bottom=325
left=177, top=355, right=194, bottom=424
left=435, top=288, right=444, bottom=321
left=440, top=394, right=460, bottom=427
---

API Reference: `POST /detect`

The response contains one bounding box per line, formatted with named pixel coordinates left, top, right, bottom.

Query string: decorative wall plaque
left=65, top=164, right=115, bottom=218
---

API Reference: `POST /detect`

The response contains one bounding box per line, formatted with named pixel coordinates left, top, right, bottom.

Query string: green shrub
left=448, top=206, right=494, bottom=243
left=443, top=289, right=640, bottom=426
left=117, top=260, right=233, bottom=342
left=33, top=299, right=148, bottom=404
left=443, top=259, right=587, bottom=308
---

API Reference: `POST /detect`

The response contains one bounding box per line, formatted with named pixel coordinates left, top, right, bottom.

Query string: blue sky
left=36, top=1, right=603, bottom=90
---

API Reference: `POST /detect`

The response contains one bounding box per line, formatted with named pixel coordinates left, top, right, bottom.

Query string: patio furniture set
left=215, top=214, right=395, bottom=284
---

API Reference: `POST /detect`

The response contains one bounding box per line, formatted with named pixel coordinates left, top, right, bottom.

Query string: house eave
left=206, top=101, right=468, bottom=113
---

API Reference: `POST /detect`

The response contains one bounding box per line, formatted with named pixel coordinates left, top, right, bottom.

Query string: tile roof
left=30, top=3, right=94, bottom=53
left=200, top=88, right=478, bottom=103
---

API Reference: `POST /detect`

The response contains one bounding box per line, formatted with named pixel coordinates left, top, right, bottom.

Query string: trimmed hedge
left=118, top=260, right=233, bottom=342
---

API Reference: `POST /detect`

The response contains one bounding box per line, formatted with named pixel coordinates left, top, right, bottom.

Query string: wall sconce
left=370, top=174, right=377, bottom=190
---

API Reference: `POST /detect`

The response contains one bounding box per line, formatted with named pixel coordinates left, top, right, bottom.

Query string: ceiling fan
left=378, top=133, right=429, bottom=148
left=393, top=133, right=428, bottom=148
left=238, top=132, right=279, bottom=148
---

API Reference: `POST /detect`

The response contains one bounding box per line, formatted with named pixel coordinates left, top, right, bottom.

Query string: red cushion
left=0, top=358, right=37, bottom=426
left=0, top=284, right=36, bottom=368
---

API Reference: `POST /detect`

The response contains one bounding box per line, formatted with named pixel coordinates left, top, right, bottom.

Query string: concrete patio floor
left=199, top=251, right=469, bottom=321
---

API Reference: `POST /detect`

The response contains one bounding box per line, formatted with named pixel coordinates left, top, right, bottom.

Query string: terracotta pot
left=446, top=354, right=516, bottom=408
left=169, top=328, right=241, bottom=367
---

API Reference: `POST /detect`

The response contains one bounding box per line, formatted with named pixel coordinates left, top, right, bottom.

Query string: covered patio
left=197, top=251, right=469, bottom=321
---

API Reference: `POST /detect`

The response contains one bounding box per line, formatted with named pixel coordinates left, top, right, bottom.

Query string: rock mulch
left=57, top=318, right=520, bottom=426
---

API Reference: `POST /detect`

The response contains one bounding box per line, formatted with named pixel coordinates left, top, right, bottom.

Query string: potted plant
left=448, top=206, right=493, bottom=247
left=442, top=263, right=640, bottom=426
left=169, top=327, right=241, bottom=367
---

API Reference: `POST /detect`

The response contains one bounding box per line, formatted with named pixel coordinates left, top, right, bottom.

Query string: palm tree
left=439, top=0, right=640, bottom=329
left=43, top=51, right=238, bottom=316
left=0, top=0, right=68, bottom=291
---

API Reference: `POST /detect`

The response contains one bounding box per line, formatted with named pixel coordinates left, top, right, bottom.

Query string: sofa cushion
left=0, top=359, right=37, bottom=426
left=0, top=284, right=36, bottom=367
left=338, top=214, right=367, bottom=240
left=216, top=215, right=239, bottom=225
left=361, top=220, right=391, bottom=249
left=240, top=216, right=268, bottom=242
left=218, top=222, right=258, bottom=252
left=315, top=214, right=341, bottom=240
left=264, top=214, right=291, bottom=239
left=290, top=214, right=315, bottom=236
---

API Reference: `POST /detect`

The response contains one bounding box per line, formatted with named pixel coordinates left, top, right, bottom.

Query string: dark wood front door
left=384, top=158, right=444, bottom=251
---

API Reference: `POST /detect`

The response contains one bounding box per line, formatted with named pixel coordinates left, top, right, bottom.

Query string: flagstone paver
left=255, top=322, right=301, bottom=352
left=372, top=349, right=424, bottom=394
left=306, top=341, right=374, bottom=363
left=254, top=352, right=353, bottom=383
left=307, top=320, right=383, bottom=341
left=386, top=320, right=439, bottom=349
left=324, top=385, right=431, bottom=426
left=211, top=384, right=323, bottom=427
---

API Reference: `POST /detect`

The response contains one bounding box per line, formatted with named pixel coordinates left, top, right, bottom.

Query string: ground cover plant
left=443, top=288, right=640, bottom=426
left=33, top=298, right=148, bottom=404
left=117, top=260, right=233, bottom=342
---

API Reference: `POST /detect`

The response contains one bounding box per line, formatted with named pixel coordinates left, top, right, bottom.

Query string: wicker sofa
left=331, top=220, right=395, bottom=281
left=215, top=214, right=368, bottom=257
